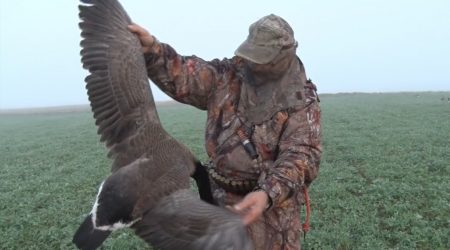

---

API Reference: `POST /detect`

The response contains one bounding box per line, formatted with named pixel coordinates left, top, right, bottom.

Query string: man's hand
left=232, top=190, right=269, bottom=225
left=128, top=24, right=155, bottom=53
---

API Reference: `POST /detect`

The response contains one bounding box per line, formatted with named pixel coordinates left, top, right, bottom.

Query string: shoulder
left=208, top=56, right=242, bottom=74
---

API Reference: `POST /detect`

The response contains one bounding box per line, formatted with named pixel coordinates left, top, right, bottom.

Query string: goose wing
left=133, top=189, right=253, bottom=250
left=78, top=0, right=159, bottom=155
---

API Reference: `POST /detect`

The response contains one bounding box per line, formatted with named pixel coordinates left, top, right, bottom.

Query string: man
left=129, top=14, right=321, bottom=250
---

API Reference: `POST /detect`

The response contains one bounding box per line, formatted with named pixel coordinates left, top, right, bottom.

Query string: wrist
left=253, top=187, right=273, bottom=211
left=143, top=35, right=160, bottom=56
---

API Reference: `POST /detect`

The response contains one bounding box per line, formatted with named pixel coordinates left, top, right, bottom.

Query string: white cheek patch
left=89, top=181, right=140, bottom=231
left=90, top=181, right=105, bottom=229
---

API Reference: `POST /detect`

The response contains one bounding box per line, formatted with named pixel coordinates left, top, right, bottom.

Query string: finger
left=242, top=206, right=264, bottom=225
left=127, top=24, right=139, bottom=33
left=127, top=24, right=148, bottom=37
left=234, top=196, right=255, bottom=211
left=226, top=205, right=236, bottom=212
left=226, top=205, right=243, bottom=215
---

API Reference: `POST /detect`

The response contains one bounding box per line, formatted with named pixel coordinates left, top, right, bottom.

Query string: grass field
left=1, top=92, right=449, bottom=249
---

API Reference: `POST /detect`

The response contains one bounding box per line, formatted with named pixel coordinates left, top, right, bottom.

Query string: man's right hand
left=128, top=24, right=155, bottom=53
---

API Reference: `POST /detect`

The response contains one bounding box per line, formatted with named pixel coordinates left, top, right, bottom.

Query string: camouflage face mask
left=237, top=48, right=307, bottom=125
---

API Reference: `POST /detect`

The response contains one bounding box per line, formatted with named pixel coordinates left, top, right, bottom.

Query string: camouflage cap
left=235, top=14, right=296, bottom=64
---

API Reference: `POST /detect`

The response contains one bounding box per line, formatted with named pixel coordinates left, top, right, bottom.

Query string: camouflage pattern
left=236, top=14, right=297, bottom=64
left=144, top=39, right=321, bottom=249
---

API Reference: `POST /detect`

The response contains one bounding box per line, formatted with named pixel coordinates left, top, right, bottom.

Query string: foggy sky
left=0, top=0, right=449, bottom=109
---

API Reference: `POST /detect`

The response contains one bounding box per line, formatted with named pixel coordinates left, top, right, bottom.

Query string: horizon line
left=1, top=90, right=449, bottom=112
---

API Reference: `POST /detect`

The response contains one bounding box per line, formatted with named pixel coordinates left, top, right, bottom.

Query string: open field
left=1, top=92, right=449, bottom=249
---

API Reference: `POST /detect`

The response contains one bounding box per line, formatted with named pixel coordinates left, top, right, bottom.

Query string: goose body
left=73, top=0, right=252, bottom=249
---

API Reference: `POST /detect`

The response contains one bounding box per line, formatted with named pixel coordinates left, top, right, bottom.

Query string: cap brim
left=234, top=40, right=281, bottom=64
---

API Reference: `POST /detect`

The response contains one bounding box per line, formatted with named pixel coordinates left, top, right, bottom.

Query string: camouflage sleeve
left=143, top=38, right=219, bottom=110
left=258, top=94, right=322, bottom=207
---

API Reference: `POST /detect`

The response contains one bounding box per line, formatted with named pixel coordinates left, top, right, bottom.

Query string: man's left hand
left=232, top=190, right=269, bottom=225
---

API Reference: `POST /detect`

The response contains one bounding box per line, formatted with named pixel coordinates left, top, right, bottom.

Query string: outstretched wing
left=78, top=0, right=159, bottom=151
left=133, top=189, right=253, bottom=250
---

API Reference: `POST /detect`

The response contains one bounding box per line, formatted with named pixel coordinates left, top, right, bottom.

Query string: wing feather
left=78, top=0, right=160, bottom=149
left=133, top=189, right=253, bottom=250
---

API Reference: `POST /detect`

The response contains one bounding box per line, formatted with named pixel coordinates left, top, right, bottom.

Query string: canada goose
left=73, top=0, right=252, bottom=249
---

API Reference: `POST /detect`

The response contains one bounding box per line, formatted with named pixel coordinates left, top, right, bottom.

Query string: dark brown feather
left=134, top=189, right=252, bottom=250
left=79, top=0, right=159, bottom=153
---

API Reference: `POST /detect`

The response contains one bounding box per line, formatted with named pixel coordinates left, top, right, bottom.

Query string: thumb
left=234, top=195, right=255, bottom=211
left=127, top=24, right=140, bottom=33
left=128, top=24, right=149, bottom=37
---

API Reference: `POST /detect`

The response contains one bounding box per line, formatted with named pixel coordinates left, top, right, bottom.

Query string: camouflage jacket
left=144, top=41, right=321, bottom=207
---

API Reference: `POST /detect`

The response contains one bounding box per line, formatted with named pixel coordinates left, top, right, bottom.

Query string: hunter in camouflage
left=130, top=14, right=322, bottom=250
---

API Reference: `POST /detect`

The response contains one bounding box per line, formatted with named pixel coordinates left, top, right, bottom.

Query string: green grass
left=1, top=92, right=449, bottom=249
